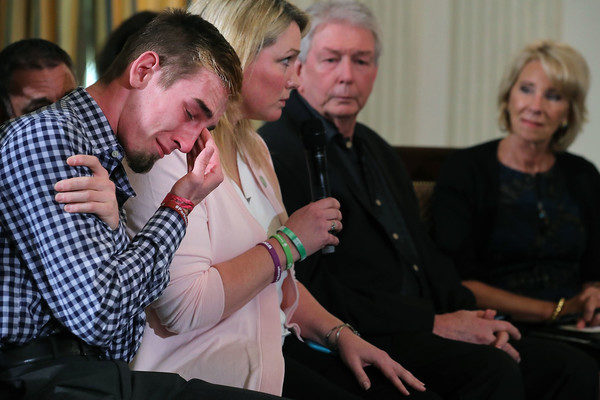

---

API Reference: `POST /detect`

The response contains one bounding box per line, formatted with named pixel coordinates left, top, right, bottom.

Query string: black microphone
left=301, top=119, right=335, bottom=254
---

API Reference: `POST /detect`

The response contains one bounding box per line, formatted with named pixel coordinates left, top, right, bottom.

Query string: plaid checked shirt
left=0, top=88, right=185, bottom=362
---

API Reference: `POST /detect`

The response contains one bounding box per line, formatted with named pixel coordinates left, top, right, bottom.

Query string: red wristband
left=161, top=193, right=195, bottom=225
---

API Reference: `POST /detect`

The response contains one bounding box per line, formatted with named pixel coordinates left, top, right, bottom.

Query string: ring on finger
left=329, top=221, right=336, bottom=232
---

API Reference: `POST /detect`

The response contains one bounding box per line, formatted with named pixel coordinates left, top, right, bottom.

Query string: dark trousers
left=285, top=332, right=598, bottom=400
left=0, top=355, right=284, bottom=400
left=372, top=332, right=598, bottom=400
left=513, top=336, right=599, bottom=400
left=283, top=336, right=441, bottom=400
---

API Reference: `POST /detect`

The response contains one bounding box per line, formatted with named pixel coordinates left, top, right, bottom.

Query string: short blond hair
left=497, top=40, right=590, bottom=152
left=189, top=0, right=309, bottom=178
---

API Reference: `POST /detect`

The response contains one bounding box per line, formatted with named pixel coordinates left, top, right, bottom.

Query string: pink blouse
left=124, top=136, right=300, bottom=395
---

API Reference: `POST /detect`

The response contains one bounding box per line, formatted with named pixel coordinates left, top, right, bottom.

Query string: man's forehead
left=312, top=22, right=375, bottom=48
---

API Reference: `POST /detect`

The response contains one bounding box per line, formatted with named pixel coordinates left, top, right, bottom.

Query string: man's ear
left=128, top=51, right=160, bottom=89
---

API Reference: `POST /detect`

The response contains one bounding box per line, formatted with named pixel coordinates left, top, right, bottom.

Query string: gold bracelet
left=550, top=297, right=565, bottom=321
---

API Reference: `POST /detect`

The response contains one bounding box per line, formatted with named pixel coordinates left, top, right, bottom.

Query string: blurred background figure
left=0, top=38, right=76, bottom=123
left=95, top=11, right=158, bottom=78
left=433, top=40, right=600, bottom=358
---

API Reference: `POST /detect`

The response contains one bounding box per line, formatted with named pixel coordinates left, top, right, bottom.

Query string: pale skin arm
left=290, top=282, right=426, bottom=395
left=214, top=198, right=342, bottom=319
left=464, top=279, right=600, bottom=328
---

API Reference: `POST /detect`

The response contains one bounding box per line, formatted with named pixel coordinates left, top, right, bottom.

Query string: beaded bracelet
left=258, top=241, right=282, bottom=283
left=161, top=193, right=195, bottom=225
left=271, top=233, right=293, bottom=270
left=277, top=226, right=307, bottom=261
left=550, top=297, right=565, bottom=321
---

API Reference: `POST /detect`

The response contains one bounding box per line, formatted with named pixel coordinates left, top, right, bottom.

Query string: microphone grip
left=305, top=150, right=335, bottom=254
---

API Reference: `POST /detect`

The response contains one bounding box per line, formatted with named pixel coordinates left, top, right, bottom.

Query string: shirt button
left=412, top=264, right=420, bottom=272
left=111, top=150, right=121, bottom=158
left=375, top=199, right=382, bottom=206
left=345, top=141, right=353, bottom=149
left=392, top=233, right=399, bottom=240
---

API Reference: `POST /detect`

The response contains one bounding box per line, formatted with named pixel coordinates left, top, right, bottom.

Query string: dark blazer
left=432, top=138, right=600, bottom=286
left=259, top=91, right=475, bottom=338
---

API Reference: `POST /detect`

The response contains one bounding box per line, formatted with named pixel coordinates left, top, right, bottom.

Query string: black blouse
left=485, top=163, right=585, bottom=300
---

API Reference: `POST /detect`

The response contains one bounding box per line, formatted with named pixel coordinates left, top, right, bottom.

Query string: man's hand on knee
left=432, top=310, right=522, bottom=361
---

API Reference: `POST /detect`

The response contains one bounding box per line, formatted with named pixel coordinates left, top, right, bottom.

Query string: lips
left=520, top=118, right=544, bottom=128
left=330, top=95, right=356, bottom=103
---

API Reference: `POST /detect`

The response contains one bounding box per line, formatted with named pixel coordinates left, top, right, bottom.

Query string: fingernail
left=362, top=381, right=370, bottom=390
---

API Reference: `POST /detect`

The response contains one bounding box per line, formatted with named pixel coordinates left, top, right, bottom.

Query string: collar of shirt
left=295, top=91, right=352, bottom=147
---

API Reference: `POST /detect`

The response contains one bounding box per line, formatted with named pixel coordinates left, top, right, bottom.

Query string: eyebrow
left=194, top=98, right=213, bottom=120
left=321, top=48, right=374, bottom=57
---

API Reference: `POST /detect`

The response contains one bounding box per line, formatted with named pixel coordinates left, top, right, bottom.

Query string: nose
left=177, top=129, right=203, bottom=154
left=528, top=93, right=544, bottom=113
left=337, top=57, right=354, bottom=83
left=286, top=67, right=300, bottom=90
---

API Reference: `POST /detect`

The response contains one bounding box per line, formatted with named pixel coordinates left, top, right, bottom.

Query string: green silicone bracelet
left=278, top=226, right=307, bottom=261
left=271, top=233, right=293, bottom=270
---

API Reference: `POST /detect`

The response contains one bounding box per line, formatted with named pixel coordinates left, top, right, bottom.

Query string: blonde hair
left=497, top=39, right=590, bottom=152
left=189, top=0, right=309, bottom=178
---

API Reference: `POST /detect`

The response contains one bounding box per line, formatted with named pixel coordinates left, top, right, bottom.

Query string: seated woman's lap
left=282, top=336, right=442, bottom=400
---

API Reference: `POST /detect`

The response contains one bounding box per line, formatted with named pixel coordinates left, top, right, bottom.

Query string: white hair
left=299, top=0, right=382, bottom=64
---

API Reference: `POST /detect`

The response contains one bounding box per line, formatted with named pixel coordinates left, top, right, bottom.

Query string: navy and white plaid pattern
left=0, top=88, right=185, bottom=362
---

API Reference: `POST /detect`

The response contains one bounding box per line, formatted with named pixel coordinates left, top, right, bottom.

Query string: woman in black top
left=432, top=40, right=600, bottom=329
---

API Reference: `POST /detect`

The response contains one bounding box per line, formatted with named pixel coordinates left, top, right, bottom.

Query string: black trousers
left=285, top=332, right=598, bottom=400
left=283, top=336, right=441, bottom=400
left=0, top=355, right=285, bottom=400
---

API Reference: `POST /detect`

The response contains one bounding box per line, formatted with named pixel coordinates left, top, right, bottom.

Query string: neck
left=498, top=134, right=555, bottom=174
left=86, top=79, right=128, bottom=134
left=329, top=115, right=357, bottom=140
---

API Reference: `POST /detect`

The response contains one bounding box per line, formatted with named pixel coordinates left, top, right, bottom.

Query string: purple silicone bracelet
left=258, top=241, right=282, bottom=283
